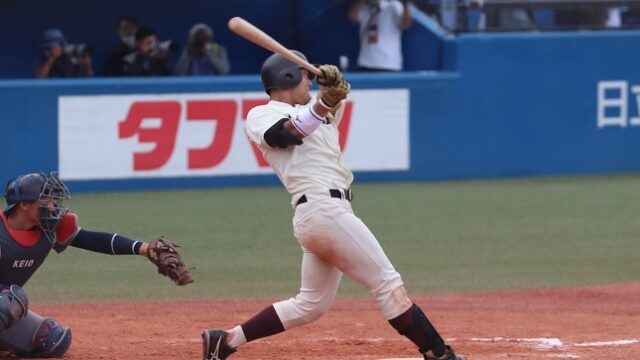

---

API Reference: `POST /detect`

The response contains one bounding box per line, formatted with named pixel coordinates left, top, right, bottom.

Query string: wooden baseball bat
left=228, top=16, right=322, bottom=77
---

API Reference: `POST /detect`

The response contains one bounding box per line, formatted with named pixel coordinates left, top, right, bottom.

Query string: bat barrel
left=227, top=17, right=322, bottom=76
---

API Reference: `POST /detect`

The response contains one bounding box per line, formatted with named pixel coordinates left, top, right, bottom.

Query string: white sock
left=227, top=326, right=247, bottom=348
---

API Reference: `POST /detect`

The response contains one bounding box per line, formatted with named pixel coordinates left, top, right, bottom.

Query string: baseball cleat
left=423, top=345, right=467, bottom=360
left=202, top=328, right=237, bottom=360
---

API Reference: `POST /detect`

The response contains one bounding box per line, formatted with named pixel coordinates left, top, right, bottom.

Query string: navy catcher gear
left=260, top=50, right=314, bottom=94
left=0, top=285, right=28, bottom=331
left=4, top=173, right=45, bottom=212
left=4, top=172, right=70, bottom=245
left=30, top=318, right=72, bottom=357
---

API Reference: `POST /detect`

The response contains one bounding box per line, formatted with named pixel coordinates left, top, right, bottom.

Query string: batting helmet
left=260, top=50, right=313, bottom=94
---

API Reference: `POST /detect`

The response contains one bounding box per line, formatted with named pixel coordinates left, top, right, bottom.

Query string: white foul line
left=574, top=339, right=640, bottom=347
left=470, top=337, right=564, bottom=349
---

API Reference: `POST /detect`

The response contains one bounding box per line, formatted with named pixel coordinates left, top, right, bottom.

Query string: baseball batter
left=201, top=52, right=467, bottom=360
left=0, top=172, right=192, bottom=358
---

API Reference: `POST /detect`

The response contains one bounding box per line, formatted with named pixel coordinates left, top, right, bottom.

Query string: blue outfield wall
left=1, top=30, right=640, bottom=192
left=443, top=30, right=640, bottom=177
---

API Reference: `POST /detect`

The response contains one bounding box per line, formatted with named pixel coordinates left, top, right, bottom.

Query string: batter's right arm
left=273, top=84, right=349, bottom=145
left=282, top=100, right=332, bottom=139
left=285, top=68, right=349, bottom=140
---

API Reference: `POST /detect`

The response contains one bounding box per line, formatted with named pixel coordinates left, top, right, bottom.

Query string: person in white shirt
left=349, top=0, right=412, bottom=71
left=200, top=50, right=467, bottom=360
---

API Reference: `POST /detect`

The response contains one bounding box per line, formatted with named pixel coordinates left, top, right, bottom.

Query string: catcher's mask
left=260, top=50, right=315, bottom=95
left=4, top=172, right=70, bottom=245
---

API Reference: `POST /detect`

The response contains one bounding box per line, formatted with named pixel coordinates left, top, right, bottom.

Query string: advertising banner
left=58, top=90, right=409, bottom=180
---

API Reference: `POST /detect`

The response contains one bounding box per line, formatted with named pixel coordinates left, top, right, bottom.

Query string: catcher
left=0, top=172, right=193, bottom=357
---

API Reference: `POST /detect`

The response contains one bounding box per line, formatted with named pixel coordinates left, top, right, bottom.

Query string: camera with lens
left=155, top=40, right=179, bottom=53
left=149, top=40, right=178, bottom=58
left=64, top=43, right=93, bottom=58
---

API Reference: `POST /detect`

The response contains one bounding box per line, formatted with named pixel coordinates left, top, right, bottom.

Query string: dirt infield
left=31, top=282, right=640, bottom=360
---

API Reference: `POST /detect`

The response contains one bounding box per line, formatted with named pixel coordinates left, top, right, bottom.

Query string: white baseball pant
left=273, top=195, right=413, bottom=329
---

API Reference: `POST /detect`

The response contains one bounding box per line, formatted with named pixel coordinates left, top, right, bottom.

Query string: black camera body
left=156, top=40, right=179, bottom=53
left=64, top=43, right=93, bottom=58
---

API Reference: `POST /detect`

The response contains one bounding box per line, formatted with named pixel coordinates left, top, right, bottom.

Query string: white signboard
left=58, top=90, right=409, bottom=180
left=597, top=80, right=640, bottom=128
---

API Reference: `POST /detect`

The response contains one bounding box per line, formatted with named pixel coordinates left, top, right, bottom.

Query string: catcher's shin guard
left=30, top=318, right=72, bottom=357
left=202, top=328, right=236, bottom=360
left=0, top=285, right=29, bottom=331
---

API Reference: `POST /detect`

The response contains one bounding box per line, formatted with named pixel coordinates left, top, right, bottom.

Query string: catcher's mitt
left=146, top=237, right=194, bottom=286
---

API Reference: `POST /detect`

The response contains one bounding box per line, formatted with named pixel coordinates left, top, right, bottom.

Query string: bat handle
left=305, top=64, right=322, bottom=77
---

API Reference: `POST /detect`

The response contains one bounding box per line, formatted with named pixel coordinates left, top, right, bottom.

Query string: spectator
left=103, top=16, right=138, bottom=76
left=606, top=7, right=623, bottom=28
left=174, top=23, right=230, bottom=76
left=348, top=0, right=412, bottom=72
left=120, top=26, right=172, bottom=76
left=35, top=29, right=93, bottom=79
left=622, top=6, right=640, bottom=25
left=554, top=9, right=609, bottom=29
left=484, top=9, right=534, bottom=31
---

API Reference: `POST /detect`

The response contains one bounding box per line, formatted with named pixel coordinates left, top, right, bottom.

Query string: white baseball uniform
left=245, top=99, right=412, bottom=329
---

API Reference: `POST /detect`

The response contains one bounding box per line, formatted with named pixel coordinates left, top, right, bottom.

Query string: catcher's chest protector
left=0, top=219, right=52, bottom=287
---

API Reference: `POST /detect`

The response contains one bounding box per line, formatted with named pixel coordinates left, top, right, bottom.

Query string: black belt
left=296, top=189, right=353, bottom=206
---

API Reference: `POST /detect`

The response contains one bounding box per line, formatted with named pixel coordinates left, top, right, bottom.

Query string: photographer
left=35, top=29, right=93, bottom=79
left=103, top=15, right=138, bottom=76
left=174, top=23, right=230, bottom=76
left=121, top=26, right=174, bottom=76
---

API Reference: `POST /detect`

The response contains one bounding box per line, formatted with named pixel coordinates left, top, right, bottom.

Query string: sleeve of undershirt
left=246, top=106, right=286, bottom=148
left=69, top=229, right=142, bottom=255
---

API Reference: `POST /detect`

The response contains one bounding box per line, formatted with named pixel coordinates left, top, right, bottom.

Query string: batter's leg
left=215, top=250, right=342, bottom=352
left=310, top=205, right=411, bottom=319
left=316, top=203, right=458, bottom=358
left=271, top=249, right=342, bottom=329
